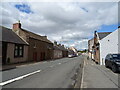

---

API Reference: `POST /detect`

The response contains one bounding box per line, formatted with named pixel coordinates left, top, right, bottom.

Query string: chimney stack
left=54, top=41, right=57, bottom=45
left=13, top=20, right=21, bottom=30
left=94, top=31, right=97, bottom=34
left=58, top=44, right=61, bottom=46
left=43, top=36, right=47, bottom=38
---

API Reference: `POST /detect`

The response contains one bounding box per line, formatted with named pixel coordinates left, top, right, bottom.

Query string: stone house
left=88, top=38, right=94, bottom=60
left=93, top=31, right=111, bottom=64
left=59, top=44, right=68, bottom=58
left=12, top=22, right=53, bottom=62
left=53, top=41, right=62, bottom=59
left=1, top=26, right=28, bottom=65
left=53, top=41, right=68, bottom=59
left=68, top=49, right=74, bottom=56
left=69, top=46, right=78, bottom=56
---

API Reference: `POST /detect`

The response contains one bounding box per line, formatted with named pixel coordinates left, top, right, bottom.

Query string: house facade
left=93, top=31, right=111, bottom=64
left=0, top=28, right=1, bottom=64
left=68, top=49, right=74, bottom=56
left=59, top=45, right=68, bottom=58
left=53, top=41, right=62, bottom=59
left=1, top=26, right=28, bottom=65
left=69, top=46, right=78, bottom=56
left=118, top=27, right=120, bottom=53
left=100, top=28, right=120, bottom=65
left=88, top=38, right=94, bottom=60
left=12, top=22, right=53, bottom=62
left=53, top=41, right=68, bottom=59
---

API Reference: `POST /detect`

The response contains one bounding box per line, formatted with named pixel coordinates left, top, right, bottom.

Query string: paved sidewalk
left=0, top=61, right=47, bottom=71
left=81, top=57, right=119, bottom=88
left=0, top=58, right=64, bottom=71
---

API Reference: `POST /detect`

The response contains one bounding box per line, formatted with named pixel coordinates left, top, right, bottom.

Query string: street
left=2, top=56, right=83, bottom=88
left=1, top=1, right=120, bottom=89
left=1, top=55, right=119, bottom=88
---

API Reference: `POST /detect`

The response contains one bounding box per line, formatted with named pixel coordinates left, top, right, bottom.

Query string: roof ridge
left=1, top=26, right=28, bottom=45
left=21, top=28, right=52, bottom=44
left=97, top=32, right=112, bottom=33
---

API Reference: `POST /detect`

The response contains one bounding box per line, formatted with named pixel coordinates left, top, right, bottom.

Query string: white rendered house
left=100, top=28, right=120, bottom=65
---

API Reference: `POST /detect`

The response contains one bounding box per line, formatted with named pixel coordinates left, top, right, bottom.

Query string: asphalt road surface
left=2, top=56, right=84, bottom=88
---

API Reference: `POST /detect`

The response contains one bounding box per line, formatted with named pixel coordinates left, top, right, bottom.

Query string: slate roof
left=68, top=49, right=74, bottom=53
left=58, top=45, right=68, bottom=51
left=53, top=44, right=68, bottom=51
left=0, top=26, right=28, bottom=45
left=21, top=28, right=53, bottom=44
left=97, top=32, right=111, bottom=40
left=53, top=45, right=60, bottom=50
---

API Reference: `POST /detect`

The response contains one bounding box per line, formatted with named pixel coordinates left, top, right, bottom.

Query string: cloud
left=15, top=3, right=33, bottom=14
left=0, top=2, right=118, bottom=50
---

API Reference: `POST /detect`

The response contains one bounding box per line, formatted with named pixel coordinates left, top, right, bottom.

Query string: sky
left=0, top=0, right=119, bottom=50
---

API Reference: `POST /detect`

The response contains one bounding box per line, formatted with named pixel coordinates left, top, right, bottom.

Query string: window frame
left=14, top=44, right=24, bottom=58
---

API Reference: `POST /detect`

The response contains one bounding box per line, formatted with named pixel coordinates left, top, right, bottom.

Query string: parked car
left=68, top=54, right=74, bottom=58
left=105, top=54, right=120, bottom=73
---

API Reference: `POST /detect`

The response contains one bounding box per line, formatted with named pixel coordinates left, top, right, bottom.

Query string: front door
left=43, top=52, right=45, bottom=60
left=41, top=52, right=45, bottom=61
left=33, top=52, right=37, bottom=62
left=2, top=42, right=7, bottom=65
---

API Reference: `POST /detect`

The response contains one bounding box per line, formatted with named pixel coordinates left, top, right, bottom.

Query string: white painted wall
left=118, top=28, right=120, bottom=53
left=100, top=29, right=119, bottom=65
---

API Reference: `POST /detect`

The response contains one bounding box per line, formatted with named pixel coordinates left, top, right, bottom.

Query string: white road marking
left=0, top=70, right=41, bottom=86
left=81, top=60, right=85, bottom=88
left=17, top=64, right=29, bottom=67
left=43, top=61, right=47, bottom=63
left=91, top=64, right=94, bottom=65
left=17, top=62, right=40, bottom=67
left=58, top=63, right=61, bottom=65
left=114, top=73, right=118, bottom=76
left=50, top=65, right=54, bottom=68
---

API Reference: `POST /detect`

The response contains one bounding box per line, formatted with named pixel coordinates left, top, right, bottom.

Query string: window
left=15, top=45, right=19, bottom=56
left=109, top=55, right=112, bottom=59
left=112, top=54, right=120, bottom=60
left=14, top=44, right=24, bottom=57
left=97, top=46, right=99, bottom=50
left=105, top=55, right=109, bottom=60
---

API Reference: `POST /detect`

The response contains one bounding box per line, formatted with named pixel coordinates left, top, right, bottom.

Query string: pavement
left=1, top=65, right=16, bottom=71
left=1, top=56, right=84, bottom=88
left=1, top=60, right=52, bottom=71
left=81, top=56, right=120, bottom=88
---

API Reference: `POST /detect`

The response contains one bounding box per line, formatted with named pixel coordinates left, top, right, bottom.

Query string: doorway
left=33, top=52, right=37, bottom=61
left=2, top=42, right=7, bottom=65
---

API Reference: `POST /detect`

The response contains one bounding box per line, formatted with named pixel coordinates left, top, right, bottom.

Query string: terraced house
left=93, top=31, right=111, bottom=64
left=12, top=21, right=53, bottom=62
left=53, top=41, right=68, bottom=59
left=88, top=38, right=94, bottom=60
left=1, top=26, right=28, bottom=65
left=100, top=28, right=120, bottom=65
left=53, top=41, right=63, bottom=59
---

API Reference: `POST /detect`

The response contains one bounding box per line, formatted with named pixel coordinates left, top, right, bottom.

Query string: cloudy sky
left=0, top=0, right=119, bottom=50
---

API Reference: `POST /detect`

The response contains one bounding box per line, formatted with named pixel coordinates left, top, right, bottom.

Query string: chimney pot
left=54, top=41, right=57, bottom=45
left=94, top=31, right=97, bottom=34
left=13, top=21, right=21, bottom=30
left=44, top=36, right=47, bottom=38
